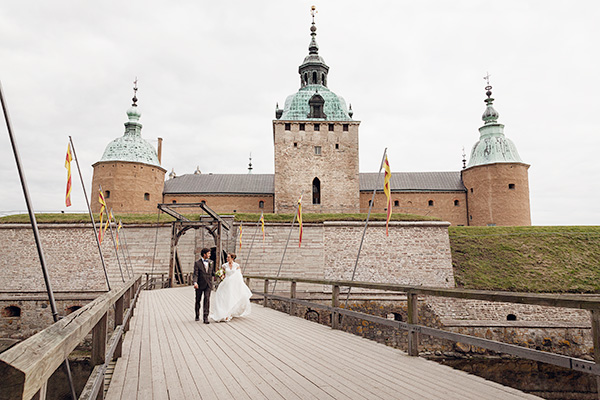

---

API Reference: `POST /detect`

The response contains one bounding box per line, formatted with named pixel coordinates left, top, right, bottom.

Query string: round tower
left=273, top=7, right=359, bottom=213
left=462, top=85, right=531, bottom=226
left=91, top=83, right=166, bottom=213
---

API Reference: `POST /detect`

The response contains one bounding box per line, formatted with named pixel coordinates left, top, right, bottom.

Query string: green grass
left=0, top=212, right=438, bottom=224
left=449, top=226, right=600, bottom=293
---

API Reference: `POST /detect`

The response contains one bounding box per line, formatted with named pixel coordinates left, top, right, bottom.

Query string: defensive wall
left=0, top=221, right=591, bottom=359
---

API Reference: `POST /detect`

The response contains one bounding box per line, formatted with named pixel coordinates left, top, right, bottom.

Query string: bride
left=209, top=253, right=252, bottom=322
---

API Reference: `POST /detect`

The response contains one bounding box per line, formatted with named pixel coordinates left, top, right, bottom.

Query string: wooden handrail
left=0, top=275, right=143, bottom=400
left=246, top=275, right=600, bottom=378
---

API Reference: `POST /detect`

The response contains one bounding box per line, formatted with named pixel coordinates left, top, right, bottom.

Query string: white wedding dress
left=209, top=262, right=252, bottom=322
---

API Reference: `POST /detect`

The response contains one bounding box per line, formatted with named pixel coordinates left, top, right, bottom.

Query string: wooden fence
left=245, top=275, right=600, bottom=379
left=0, top=275, right=144, bottom=400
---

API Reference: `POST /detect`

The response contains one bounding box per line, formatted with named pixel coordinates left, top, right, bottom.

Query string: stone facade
left=273, top=121, right=360, bottom=213
left=91, top=161, right=166, bottom=214
left=360, top=191, right=469, bottom=226
left=461, top=162, right=531, bottom=226
left=162, top=193, right=274, bottom=214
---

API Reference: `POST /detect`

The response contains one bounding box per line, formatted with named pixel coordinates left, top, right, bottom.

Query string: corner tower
left=273, top=8, right=359, bottom=213
left=91, top=83, right=166, bottom=213
left=462, top=85, right=531, bottom=226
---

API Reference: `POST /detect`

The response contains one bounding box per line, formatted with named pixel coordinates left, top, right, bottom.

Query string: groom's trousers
left=195, top=286, right=211, bottom=321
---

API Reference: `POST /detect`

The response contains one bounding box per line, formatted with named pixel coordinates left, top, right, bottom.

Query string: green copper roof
left=280, top=84, right=352, bottom=121
left=466, top=86, right=523, bottom=168
left=100, top=103, right=161, bottom=167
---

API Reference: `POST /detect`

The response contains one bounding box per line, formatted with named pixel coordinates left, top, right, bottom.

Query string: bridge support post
left=290, top=281, right=297, bottom=316
left=332, top=285, right=340, bottom=330
left=114, top=296, right=124, bottom=360
left=263, top=280, right=269, bottom=307
left=407, top=292, right=419, bottom=357
left=591, top=310, right=600, bottom=399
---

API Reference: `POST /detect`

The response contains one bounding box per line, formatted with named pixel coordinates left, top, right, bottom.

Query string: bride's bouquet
left=214, top=266, right=225, bottom=289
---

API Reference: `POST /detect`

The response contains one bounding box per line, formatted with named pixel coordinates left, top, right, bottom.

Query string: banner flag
left=384, top=155, right=392, bottom=236
left=239, top=223, right=243, bottom=250
left=98, top=189, right=107, bottom=244
left=297, top=195, right=303, bottom=247
left=64, top=144, right=73, bottom=207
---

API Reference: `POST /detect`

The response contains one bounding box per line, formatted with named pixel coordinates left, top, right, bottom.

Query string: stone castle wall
left=162, top=193, right=274, bottom=214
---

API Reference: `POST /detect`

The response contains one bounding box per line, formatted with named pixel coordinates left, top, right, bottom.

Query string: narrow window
left=328, top=124, right=334, bottom=131
left=454, top=200, right=460, bottom=206
left=312, top=71, right=317, bottom=84
left=368, top=200, right=373, bottom=206
left=312, top=178, right=321, bottom=205
left=144, top=193, right=150, bottom=201
left=172, top=200, right=177, bottom=204
left=105, top=190, right=110, bottom=199
left=507, top=314, right=517, bottom=321
left=321, top=73, right=325, bottom=85
left=394, top=200, right=399, bottom=207
left=259, top=201, right=264, bottom=209
left=285, top=123, right=291, bottom=131
left=293, top=142, right=298, bottom=148
left=335, top=143, right=339, bottom=150
left=508, top=183, right=515, bottom=190
left=470, top=188, right=473, bottom=193
left=428, top=200, right=434, bottom=207
left=314, top=146, right=321, bottom=155
left=343, top=124, right=349, bottom=132
left=201, top=200, right=206, bottom=206
left=304, top=73, right=308, bottom=85
left=299, top=123, right=305, bottom=131
left=314, top=124, right=320, bottom=131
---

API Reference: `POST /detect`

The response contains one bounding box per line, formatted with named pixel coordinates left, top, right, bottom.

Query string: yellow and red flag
left=383, top=155, right=392, bottom=236
left=297, top=195, right=303, bottom=247
left=238, top=223, right=243, bottom=250
left=64, top=144, right=73, bottom=207
left=259, top=212, right=265, bottom=242
left=116, top=219, right=122, bottom=250
left=98, top=189, right=107, bottom=243
left=103, top=208, right=113, bottom=237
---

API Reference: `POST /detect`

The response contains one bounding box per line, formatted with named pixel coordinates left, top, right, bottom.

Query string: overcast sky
left=1, top=1, right=599, bottom=225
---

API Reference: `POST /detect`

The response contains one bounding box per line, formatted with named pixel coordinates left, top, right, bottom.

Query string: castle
left=91, top=14, right=531, bottom=227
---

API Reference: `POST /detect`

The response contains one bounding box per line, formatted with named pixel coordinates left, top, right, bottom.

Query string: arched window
left=308, top=93, right=326, bottom=119
left=172, top=200, right=177, bottom=204
left=200, top=200, right=206, bottom=206
left=304, top=73, right=308, bottom=85
left=105, top=190, right=110, bottom=199
left=312, top=71, right=317, bottom=84
left=454, top=200, right=460, bottom=206
left=428, top=200, right=434, bottom=207
left=259, top=201, right=264, bottom=209
left=144, top=193, right=150, bottom=201
left=321, top=73, right=325, bottom=85
left=507, top=314, right=517, bottom=321
left=312, top=177, right=321, bottom=205
left=2, top=306, right=21, bottom=317
left=394, top=200, right=399, bottom=207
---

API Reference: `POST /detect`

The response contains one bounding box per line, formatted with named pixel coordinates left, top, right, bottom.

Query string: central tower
left=273, top=8, right=360, bottom=213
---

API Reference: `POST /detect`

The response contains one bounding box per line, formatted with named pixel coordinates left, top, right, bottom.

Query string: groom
left=193, top=248, right=214, bottom=324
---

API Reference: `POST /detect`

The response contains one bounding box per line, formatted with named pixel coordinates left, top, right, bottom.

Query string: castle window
left=144, top=193, right=150, bottom=201
left=2, top=306, right=21, bottom=317
left=259, top=201, right=264, bottom=209
left=285, top=123, right=291, bottom=131
left=308, top=93, right=326, bottom=119
left=328, top=124, right=334, bottom=131
left=507, top=314, right=517, bottom=321
left=368, top=200, right=373, bottom=206
left=470, top=188, right=473, bottom=193
left=343, top=124, right=349, bottom=132
left=428, top=200, right=434, bottom=207
left=321, top=73, right=326, bottom=85
left=508, top=183, right=515, bottom=190
left=294, top=142, right=298, bottom=147
left=312, top=71, right=317, bottom=84
left=394, top=200, right=399, bottom=207
left=454, top=200, right=460, bottom=206
left=314, top=146, right=321, bottom=155
left=314, top=124, right=320, bottom=131
left=312, top=178, right=321, bottom=205
left=299, top=123, right=305, bottom=131
left=201, top=200, right=206, bottom=206
left=172, top=200, right=177, bottom=204
left=335, top=143, right=339, bottom=149
left=105, top=190, right=110, bottom=199
left=304, top=73, right=308, bottom=85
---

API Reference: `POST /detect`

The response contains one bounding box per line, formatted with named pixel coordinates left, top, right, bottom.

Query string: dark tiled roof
left=163, top=171, right=465, bottom=195
left=360, top=171, right=465, bottom=192
left=164, top=174, right=274, bottom=194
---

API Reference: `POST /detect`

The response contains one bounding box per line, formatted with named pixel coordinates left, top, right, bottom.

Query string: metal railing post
left=407, top=292, right=419, bottom=356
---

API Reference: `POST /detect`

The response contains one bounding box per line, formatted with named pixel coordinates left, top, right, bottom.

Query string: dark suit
left=193, top=257, right=214, bottom=321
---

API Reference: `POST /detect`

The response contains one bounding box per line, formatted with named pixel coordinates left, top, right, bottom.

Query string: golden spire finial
left=311, top=5, right=317, bottom=23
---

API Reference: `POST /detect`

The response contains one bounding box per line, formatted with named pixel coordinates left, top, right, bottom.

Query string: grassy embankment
left=449, top=226, right=600, bottom=293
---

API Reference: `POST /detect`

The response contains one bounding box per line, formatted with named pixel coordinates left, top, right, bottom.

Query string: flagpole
left=117, top=220, right=132, bottom=279
left=344, top=148, right=388, bottom=309
left=242, top=213, right=262, bottom=274
left=272, top=191, right=303, bottom=294
left=69, top=137, right=112, bottom=291
left=1, top=82, right=78, bottom=400
left=119, top=221, right=135, bottom=276
left=101, top=201, right=125, bottom=283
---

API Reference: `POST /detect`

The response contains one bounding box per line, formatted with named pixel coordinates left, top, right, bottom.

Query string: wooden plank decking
left=106, top=287, right=542, bottom=400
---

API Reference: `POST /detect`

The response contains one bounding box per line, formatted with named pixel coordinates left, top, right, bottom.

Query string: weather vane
left=311, top=5, right=317, bottom=23
left=132, top=77, right=138, bottom=105
left=483, top=72, right=491, bottom=86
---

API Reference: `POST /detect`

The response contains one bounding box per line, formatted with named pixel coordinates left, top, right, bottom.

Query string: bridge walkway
left=106, top=286, right=541, bottom=400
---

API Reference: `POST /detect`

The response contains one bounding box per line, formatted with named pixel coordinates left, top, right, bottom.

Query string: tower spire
left=248, top=153, right=253, bottom=174
left=481, top=78, right=499, bottom=125
left=299, top=6, right=329, bottom=88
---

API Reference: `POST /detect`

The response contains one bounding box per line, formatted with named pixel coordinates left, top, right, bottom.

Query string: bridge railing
left=0, top=275, right=144, bottom=400
left=245, top=275, right=600, bottom=378
left=144, top=272, right=193, bottom=290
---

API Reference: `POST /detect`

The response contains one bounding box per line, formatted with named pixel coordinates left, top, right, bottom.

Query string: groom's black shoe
left=203, top=319, right=210, bottom=324
left=195, top=316, right=199, bottom=321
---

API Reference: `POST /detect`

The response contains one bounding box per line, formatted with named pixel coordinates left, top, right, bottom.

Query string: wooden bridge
left=2, top=275, right=600, bottom=399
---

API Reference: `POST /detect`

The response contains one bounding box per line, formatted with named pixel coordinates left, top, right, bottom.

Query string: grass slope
left=449, top=226, right=600, bottom=293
